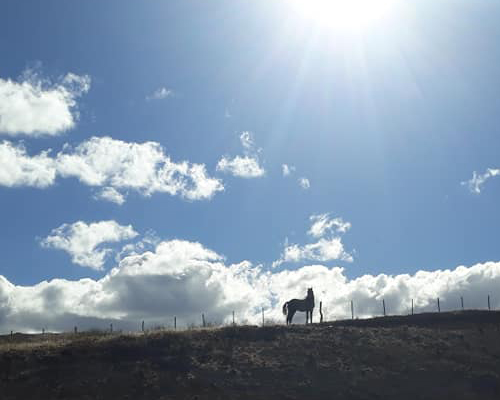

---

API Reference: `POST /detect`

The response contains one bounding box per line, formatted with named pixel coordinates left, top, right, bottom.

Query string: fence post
left=351, top=300, right=354, bottom=320
left=437, top=298, right=440, bottom=313
left=319, top=301, right=324, bottom=323
left=110, top=323, right=113, bottom=333
left=202, top=313, right=206, bottom=328
left=10, top=330, right=13, bottom=338
left=74, top=326, right=77, bottom=334
left=411, top=299, right=414, bottom=315
left=383, top=299, right=386, bottom=316
left=232, top=311, right=235, bottom=326
left=488, top=295, right=491, bottom=311
left=262, top=307, right=265, bottom=327
left=42, top=328, right=45, bottom=335
left=142, top=320, right=144, bottom=332
left=174, top=316, right=176, bottom=331
left=461, top=296, right=464, bottom=310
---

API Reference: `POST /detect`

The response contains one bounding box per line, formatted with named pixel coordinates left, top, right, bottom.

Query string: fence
left=2, top=294, right=497, bottom=337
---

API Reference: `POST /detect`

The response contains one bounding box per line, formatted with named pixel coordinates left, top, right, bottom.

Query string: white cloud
left=146, top=87, right=173, bottom=101
left=2, top=237, right=500, bottom=332
left=41, top=220, right=138, bottom=270
left=0, top=70, right=90, bottom=136
left=94, top=187, right=126, bottom=205
left=282, top=164, right=295, bottom=176
left=216, top=155, right=265, bottom=178
left=0, top=141, right=57, bottom=187
left=308, top=214, right=351, bottom=237
left=239, top=131, right=255, bottom=150
left=273, top=237, right=353, bottom=268
left=273, top=214, right=352, bottom=267
left=299, top=177, right=310, bottom=189
left=462, top=168, right=500, bottom=194
left=0, top=136, right=224, bottom=202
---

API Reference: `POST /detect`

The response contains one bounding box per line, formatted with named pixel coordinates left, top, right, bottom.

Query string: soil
left=1, top=310, right=500, bottom=399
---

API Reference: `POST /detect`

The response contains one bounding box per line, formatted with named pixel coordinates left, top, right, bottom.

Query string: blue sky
left=1, top=0, right=500, bottom=330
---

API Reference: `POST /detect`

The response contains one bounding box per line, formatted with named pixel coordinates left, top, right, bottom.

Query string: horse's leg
left=289, top=309, right=296, bottom=324
left=310, top=309, right=313, bottom=324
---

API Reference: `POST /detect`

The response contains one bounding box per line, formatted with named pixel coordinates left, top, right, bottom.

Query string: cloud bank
left=1, top=238, right=500, bottom=333
left=0, top=136, right=224, bottom=202
left=0, top=71, right=90, bottom=136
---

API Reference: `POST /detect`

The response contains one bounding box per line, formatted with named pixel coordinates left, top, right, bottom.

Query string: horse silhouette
left=282, top=288, right=315, bottom=325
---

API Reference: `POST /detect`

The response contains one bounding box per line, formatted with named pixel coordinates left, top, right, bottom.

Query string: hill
left=1, top=310, right=500, bottom=399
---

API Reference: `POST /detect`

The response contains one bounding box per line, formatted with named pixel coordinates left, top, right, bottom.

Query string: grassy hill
left=1, top=310, right=500, bottom=399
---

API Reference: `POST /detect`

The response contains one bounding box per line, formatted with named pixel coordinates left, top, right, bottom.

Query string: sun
left=291, top=0, right=394, bottom=30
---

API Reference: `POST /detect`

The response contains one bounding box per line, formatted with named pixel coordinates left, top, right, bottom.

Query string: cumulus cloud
left=0, top=141, right=56, bottom=187
left=2, top=238, right=500, bottom=333
left=0, top=70, right=90, bottom=136
left=146, top=87, right=173, bottom=101
left=282, top=164, right=295, bottom=176
left=299, top=177, right=310, bottom=189
left=94, top=187, right=126, bottom=205
left=216, top=131, right=265, bottom=178
left=216, top=155, right=265, bottom=178
left=0, top=136, right=224, bottom=202
left=41, top=220, right=138, bottom=270
left=273, top=214, right=352, bottom=267
left=462, top=168, right=500, bottom=194
left=308, top=214, right=351, bottom=237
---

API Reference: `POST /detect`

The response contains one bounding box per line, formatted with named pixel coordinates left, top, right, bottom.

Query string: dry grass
left=1, top=311, right=500, bottom=399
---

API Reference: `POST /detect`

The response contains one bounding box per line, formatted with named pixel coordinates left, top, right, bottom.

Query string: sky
left=1, top=0, right=500, bottom=332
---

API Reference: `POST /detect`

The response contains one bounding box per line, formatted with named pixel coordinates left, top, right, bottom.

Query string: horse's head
left=307, top=288, right=314, bottom=298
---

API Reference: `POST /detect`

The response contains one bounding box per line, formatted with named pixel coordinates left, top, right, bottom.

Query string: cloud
left=239, top=131, right=255, bottom=150
left=273, top=237, right=353, bottom=268
left=299, top=177, right=310, bottom=189
left=0, top=136, right=224, bottom=202
left=282, top=164, right=295, bottom=176
left=2, top=237, right=500, bottom=332
left=216, top=155, right=265, bottom=178
left=0, top=141, right=57, bottom=187
left=462, top=168, right=500, bottom=194
left=0, top=70, right=90, bottom=136
left=308, top=214, right=351, bottom=237
left=273, top=214, right=352, bottom=267
left=146, top=87, right=173, bottom=101
left=41, top=220, right=138, bottom=270
left=94, top=187, right=126, bottom=205
left=216, top=131, right=265, bottom=178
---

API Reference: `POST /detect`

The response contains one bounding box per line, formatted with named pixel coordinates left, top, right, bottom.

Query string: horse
left=282, top=288, right=315, bottom=325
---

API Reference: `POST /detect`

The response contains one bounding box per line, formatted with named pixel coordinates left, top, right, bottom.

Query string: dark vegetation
left=1, top=310, right=500, bottom=399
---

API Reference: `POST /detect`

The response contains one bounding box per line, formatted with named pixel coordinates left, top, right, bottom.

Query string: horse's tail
left=282, top=302, right=288, bottom=316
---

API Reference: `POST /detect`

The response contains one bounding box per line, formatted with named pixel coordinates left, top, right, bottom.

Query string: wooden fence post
left=110, top=323, right=113, bottom=333
left=74, top=326, right=77, bottom=334
left=461, top=296, right=464, bottom=310
left=42, top=328, right=45, bottom=335
left=174, top=316, right=176, bottom=331
left=262, top=307, right=265, bottom=327
left=351, top=300, right=354, bottom=320
left=10, top=330, right=13, bottom=338
left=411, top=299, right=414, bottom=315
left=488, top=295, right=491, bottom=311
left=319, top=301, right=324, bottom=323
left=142, top=320, right=144, bottom=332
left=232, top=311, right=235, bottom=326
left=437, top=298, right=441, bottom=313
left=202, top=313, right=206, bottom=328
left=383, top=299, right=386, bottom=316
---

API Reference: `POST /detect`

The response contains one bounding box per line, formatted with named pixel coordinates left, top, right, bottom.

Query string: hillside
left=1, top=310, right=500, bottom=399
